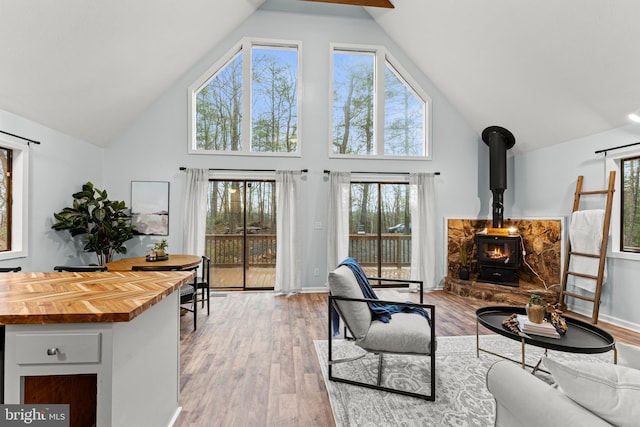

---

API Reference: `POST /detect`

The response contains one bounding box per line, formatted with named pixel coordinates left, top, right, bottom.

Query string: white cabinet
left=3, top=292, right=180, bottom=427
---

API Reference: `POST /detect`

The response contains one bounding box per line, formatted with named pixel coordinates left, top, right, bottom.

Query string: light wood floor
left=175, top=290, right=640, bottom=427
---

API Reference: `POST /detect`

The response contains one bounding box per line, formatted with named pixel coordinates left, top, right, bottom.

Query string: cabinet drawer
left=14, top=332, right=101, bottom=365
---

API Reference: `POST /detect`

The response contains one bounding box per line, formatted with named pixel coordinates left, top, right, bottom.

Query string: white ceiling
left=1, top=0, right=640, bottom=153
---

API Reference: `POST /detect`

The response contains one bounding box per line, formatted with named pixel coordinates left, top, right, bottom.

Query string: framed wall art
left=131, top=181, right=169, bottom=236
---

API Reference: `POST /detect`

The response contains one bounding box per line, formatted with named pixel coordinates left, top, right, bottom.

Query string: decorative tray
left=146, top=255, right=169, bottom=262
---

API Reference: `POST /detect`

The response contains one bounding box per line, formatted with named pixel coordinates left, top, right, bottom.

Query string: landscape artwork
left=131, top=181, right=169, bottom=236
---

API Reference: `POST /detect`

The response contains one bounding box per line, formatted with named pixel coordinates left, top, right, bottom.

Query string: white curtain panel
left=275, top=170, right=302, bottom=295
left=409, top=173, right=437, bottom=289
left=326, top=172, right=351, bottom=276
left=183, top=168, right=208, bottom=257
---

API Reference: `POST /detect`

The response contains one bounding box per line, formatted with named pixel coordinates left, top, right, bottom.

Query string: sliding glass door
left=206, top=180, right=276, bottom=290
left=349, top=181, right=411, bottom=279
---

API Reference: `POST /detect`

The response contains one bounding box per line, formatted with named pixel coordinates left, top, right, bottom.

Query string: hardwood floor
left=175, top=290, right=640, bottom=427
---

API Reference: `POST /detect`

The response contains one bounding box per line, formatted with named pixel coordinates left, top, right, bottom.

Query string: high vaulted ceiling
left=1, top=0, right=639, bottom=153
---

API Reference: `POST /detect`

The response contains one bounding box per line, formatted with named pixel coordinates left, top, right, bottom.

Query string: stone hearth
left=444, top=276, right=559, bottom=306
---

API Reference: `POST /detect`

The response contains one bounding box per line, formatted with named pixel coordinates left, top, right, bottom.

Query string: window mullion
left=241, top=40, right=252, bottom=154
left=375, top=49, right=385, bottom=156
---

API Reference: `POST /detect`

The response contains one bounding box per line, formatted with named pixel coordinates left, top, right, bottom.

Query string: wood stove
left=476, top=234, right=520, bottom=285
left=476, top=125, right=520, bottom=285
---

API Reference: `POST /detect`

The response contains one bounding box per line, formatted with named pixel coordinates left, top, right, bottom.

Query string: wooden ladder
left=559, top=170, right=616, bottom=324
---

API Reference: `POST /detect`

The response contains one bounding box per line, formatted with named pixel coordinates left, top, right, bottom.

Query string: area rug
left=314, top=335, right=613, bottom=427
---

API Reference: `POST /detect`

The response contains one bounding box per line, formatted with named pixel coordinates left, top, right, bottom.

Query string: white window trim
left=188, top=37, right=303, bottom=157
left=605, top=145, right=640, bottom=261
left=0, top=134, right=29, bottom=261
left=329, top=43, right=432, bottom=160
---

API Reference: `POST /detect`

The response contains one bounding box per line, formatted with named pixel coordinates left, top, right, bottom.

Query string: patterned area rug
left=314, top=335, right=613, bottom=427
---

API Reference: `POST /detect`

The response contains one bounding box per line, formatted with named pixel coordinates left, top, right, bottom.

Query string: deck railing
left=204, top=234, right=411, bottom=268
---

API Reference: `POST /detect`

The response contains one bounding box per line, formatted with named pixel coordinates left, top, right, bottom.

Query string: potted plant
left=153, top=239, right=168, bottom=258
left=526, top=294, right=546, bottom=323
left=458, top=240, right=470, bottom=280
left=51, top=182, right=136, bottom=265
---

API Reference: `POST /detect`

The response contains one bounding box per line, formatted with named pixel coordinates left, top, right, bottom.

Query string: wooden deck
left=209, top=266, right=411, bottom=289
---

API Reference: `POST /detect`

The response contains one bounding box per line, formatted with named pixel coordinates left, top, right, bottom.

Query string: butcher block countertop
left=0, top=271, right=194, bottom=325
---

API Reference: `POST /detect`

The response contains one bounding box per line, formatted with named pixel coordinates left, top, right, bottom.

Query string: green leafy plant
left=51, top=182, right=136, bottom=265
left=527, top=294, right=547, bottom=323
left=153, top=239, right=168, bottom=256
left=528, top=294, right=546, bottom=309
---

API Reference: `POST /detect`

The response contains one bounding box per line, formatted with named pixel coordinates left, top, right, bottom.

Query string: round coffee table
left=476, top=306, right=616, bottom=371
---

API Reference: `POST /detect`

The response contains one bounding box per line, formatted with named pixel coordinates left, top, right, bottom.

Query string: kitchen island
left=0, top=270, right=194, bottom=427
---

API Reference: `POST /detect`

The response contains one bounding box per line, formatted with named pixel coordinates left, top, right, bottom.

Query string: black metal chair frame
left=132, top=264, right=200, bottom=331
left=195, top=256, right=211, bottom=315
left=328, top=278, right=436, bottom=401
left=53, top=265, right=108, bottom=272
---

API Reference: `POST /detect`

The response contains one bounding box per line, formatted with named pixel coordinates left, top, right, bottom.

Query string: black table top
left=476, top=306, right=615, bottom=354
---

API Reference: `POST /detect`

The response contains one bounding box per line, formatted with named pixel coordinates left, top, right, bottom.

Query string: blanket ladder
left=559, top=171, right=615, bottom=324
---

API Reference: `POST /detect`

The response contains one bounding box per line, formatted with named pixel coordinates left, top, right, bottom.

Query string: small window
left=0, top=147, right=12, bottom=251
left=331, top=44, right=431, bottom=159
left=621, top=155, right=640, bottom=252
left=0, top=135, right=28, bottom=260
left=606, top=146, right=640, bottom=260
left=189, top=38, right=300, bottom=156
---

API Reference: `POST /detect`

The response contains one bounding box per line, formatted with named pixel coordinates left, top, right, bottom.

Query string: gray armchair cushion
left=328, top=265, right=371, bottom=341
left=359, top=312, right=433, bottom=355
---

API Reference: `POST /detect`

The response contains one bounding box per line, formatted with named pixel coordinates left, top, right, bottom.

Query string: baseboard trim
left=300, top=286, right=329, bottom=293
left=566, top=304, right=640, bottom=333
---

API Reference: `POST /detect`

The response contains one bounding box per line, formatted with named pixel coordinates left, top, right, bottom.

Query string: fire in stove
left=476, top=234, right=520, bottom=286
left=484, top=245, right=511, bottom=263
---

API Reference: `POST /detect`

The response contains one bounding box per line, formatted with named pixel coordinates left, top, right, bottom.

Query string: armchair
left=327, top=259, right=436, bottom=400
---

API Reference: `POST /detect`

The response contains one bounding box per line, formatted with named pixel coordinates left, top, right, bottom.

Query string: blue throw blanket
left=331, top=258, right=431, bottom=335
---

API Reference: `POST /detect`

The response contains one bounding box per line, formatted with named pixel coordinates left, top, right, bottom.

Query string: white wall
left=512, top=123, right=640, bottom=330
left=102, top=8, right=480, bottom=289
left=0, top=109, right=104, bottom=271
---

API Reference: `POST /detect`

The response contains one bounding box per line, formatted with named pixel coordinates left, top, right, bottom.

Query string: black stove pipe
left=482, top=126, right=515, bottom=228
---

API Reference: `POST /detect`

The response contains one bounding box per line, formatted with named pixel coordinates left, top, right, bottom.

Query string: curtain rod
left=180, top=167, right=308, bottom=173
left=323, top=169, right=440, bottom=175
left=595, top=141, right=640, bottom=155
left=0, top=130, right=41, bottom=145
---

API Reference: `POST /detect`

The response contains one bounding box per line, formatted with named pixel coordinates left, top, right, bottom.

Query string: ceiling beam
left=300, top=0, right=394, bottom=8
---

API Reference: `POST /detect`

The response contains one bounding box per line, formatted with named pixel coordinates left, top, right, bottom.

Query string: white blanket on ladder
left=569, top=209, right=607, bottom=293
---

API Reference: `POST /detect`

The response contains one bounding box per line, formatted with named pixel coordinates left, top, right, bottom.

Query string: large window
left=331, top=44, right=431, bottom=159
left=0, top=135, right=28, bottom=260
left=349, top=181, right=411, bottom=278
left=189, top=38, right=300, bottom=155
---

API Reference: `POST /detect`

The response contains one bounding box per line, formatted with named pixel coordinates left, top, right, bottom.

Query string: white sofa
left=486, top=342, right=640, bottom=427
left=487, top=360, right=612, bottom=426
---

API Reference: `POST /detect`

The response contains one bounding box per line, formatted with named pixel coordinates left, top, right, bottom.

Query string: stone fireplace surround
left=444, top=218, right=563, bottom=305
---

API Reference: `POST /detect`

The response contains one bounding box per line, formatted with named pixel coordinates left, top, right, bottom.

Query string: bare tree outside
left=251, top=46, right=298, bottom=153
left=0, top=147, right=10, bottom=251
left=350, top=182, right=411, bottom=278
left=384, top=63, right=425, bottom=156
left=332, top=49, right=427, bottom=158
left=332, top=51, right=374, bottom=155
left=196, top=53, right=243, bottom=151
left=195, top=43, right=298, bottom=154
left=622, top=156, right=640, bottom=251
